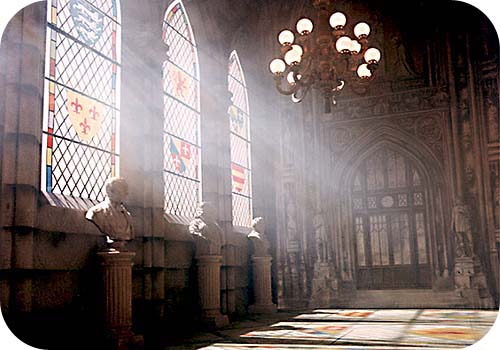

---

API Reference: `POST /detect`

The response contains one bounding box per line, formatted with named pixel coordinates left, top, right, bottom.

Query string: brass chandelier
left=269, top=0, right=381, bottom=112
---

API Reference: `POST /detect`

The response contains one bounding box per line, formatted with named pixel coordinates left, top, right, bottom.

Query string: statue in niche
left=390, top=35, right=419, bottom=78
left=86, top=177, right=134, bottom=251
left=189, top=201, right=222, bottom=256
left=494, top=177, right=500, bottom=229
left=313, top=212, right=329, bottom=263
left=450, top=200, right=475, bottom=258
left=431, top=86, right=449, bottom=107
left=248, top=217, right=270, bottom=257
left=487, top=98, right=499, bottom=142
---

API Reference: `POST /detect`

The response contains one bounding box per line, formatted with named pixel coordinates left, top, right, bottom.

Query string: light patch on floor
left=198, top=308, right=499, bottom=350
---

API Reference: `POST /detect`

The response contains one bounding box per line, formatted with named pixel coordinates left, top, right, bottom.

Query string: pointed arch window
left=228, top=51, right=252, bottom=227
left=162, top=0, right=201, bottom=217
left=41, top=0, right=121, bottom=201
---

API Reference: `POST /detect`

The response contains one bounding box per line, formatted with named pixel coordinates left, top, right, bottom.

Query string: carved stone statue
left=391, top=35, right=419, bottom=78
left=189, top=202, right=222, bottom=256
left=248, top=217, right=270, bottom=257
left=450, top=200, right=474, bottom=258
left=86, top=177, right=134, bottom=251
left=313, top=212, right=329, bottom=263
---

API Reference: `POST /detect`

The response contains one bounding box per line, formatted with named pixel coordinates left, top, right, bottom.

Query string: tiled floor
left=165, top=308, right=499, bottom=350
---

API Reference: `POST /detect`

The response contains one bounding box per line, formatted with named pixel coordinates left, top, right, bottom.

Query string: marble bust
left=86, top=177, right=134, bottom=251
left=189, top=202, right=222, bottom=256
left=248, top=217, right=270, bottom=257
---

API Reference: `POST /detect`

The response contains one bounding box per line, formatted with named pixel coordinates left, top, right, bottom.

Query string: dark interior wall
left=267, top=0, right=499, bottom=308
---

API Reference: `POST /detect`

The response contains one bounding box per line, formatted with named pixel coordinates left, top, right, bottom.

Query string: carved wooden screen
left=228, top=51, right=253, bottom=227
left=162, top=0, right=201, bottom=217
left=351, top=147, right=431, bottom=289
left=42, top=0, right=121, bottom=201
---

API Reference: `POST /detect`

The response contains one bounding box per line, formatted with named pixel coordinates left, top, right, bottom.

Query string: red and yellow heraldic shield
left=67, top=89, right=105, bottom=143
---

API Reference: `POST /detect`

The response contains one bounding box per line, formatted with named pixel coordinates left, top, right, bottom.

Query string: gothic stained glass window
left=41, top=0, right=121, bottom=201
left=162, top=0, right=201, bottom=217
left=228, top=51, right=252, bottom=227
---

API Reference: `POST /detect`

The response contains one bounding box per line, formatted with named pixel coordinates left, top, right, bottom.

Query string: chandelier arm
left=274, top=77, right=299, bottom=96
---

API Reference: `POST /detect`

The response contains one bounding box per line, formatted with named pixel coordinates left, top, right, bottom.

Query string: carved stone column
left=196, top=254, right=229, bottom=327
left=98, top=251, right=139, bottom=349
left=249, top=256, right=277, bottom=314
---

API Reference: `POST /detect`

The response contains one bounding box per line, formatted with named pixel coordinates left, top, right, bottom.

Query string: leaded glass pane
left=162, top=0, right=201, bottom=218
left=366, top=151, right=384, bottom=190
left=42, top=0, right=121, bottom=201
left=416, top=212, right=428, bottom=264
left=391, top=213, right=411, bottom=265
left=355, top=216, right=366, bottom=266
left=230, top=134, right=250, bottom=167
left=369, top=215, right=389, bottom=266
left=228, top=51, right=252, bottom=226
left=387, top=150, right=406, bottom=188
left=232, top=193, right=252, bottom=227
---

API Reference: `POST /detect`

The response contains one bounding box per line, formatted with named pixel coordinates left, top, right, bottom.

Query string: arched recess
left=330, top=125, right=452, bottom=290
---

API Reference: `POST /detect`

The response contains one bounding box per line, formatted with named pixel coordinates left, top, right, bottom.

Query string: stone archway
left=329, top=126, right=453, bottom=291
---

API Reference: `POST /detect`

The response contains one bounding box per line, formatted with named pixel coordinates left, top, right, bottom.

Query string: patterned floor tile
left=241, top=322, right=353, bottom=342
left=400, top=323, right=491, bottom=347
left=417, top=309, right=499, bottom=324
left=199, top=344, right=441, bottom=350
left=335, top=323, right=407, bottom=344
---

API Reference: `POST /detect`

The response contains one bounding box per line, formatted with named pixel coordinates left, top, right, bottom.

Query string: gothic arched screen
left=228, top=51, right=253, bottom=227
left=162, top=0, right=201, bottom=217
left=351, top=147, right=431, bottom=289
left=41, top=0, right=121, bottom=201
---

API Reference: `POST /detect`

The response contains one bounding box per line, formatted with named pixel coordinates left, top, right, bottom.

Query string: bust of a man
left=248, top=217, right=270, bottom=257
left=189, top=202, right=222, bottom=256
left=86, top=177, right=134, bottom=251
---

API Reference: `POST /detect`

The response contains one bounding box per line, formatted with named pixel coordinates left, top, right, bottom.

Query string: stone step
left=333, top=289, right=469, bottom=308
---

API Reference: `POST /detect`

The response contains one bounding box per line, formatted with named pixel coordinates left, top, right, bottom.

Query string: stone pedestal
left=98, top=250, right=142, bottom=349
left=249, top=256, right=277, bottom=314
left=454, top=256, right=494, bottom=308
left=309, top=262, right=337, bottom=308
left=196, top=255, right=229, bottom=328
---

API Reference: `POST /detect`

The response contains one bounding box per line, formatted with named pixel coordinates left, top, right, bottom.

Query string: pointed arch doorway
left=351, top=146, right=432, bottom=289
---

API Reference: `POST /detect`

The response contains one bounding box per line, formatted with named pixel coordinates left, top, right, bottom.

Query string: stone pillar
left=98, top=251, right=140, bottom=348
left=196, top=255, right=229, bottom=327
left=454, top=256, right=495, bottom=308
left=249, top=256, right=276, bottom=314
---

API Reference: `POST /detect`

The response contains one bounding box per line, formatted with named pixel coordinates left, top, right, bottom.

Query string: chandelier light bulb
left=335, top=36, right=352, bottom=53
left=329, top=12, right=347, bottom=30
left=278, top=30, right=295, bottom=46
left=269, top=58, right=286, bottom=75
left=287, top=71, right=302, bottom=85
left=364, top=47, right=381, bottom=64
left=350, top=39, right=362, bottom=54
left=284, top=48, right=302, bottom=65
left=291, top=44, right=303, bottom=57
left=354, top=22, right=371, bottom=39
left=296, top=18, right=314, bottom=35
left=357, top=63, right=372, bottom=79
